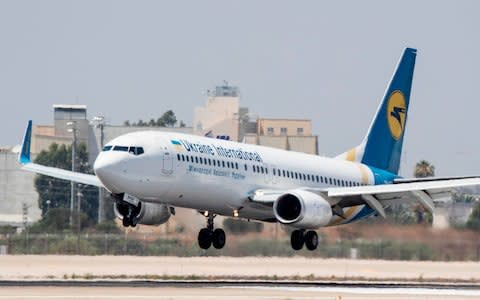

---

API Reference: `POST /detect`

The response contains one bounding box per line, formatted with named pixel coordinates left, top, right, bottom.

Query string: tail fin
left=19, top=120, right=32, bottom=164
left=337, top=48, right=417, bottom=175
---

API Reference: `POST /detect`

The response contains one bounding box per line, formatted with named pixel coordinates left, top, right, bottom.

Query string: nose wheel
left=291, top=229, right=318, bottom=251
left=116, top=200, right=140, bottom=228
left=198, top=214, right=226, bottom=250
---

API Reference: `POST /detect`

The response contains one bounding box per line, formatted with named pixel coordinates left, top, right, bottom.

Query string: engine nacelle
left=273, top=189, right=333, bottom=229
left=114, top=201, right=171, bottom=226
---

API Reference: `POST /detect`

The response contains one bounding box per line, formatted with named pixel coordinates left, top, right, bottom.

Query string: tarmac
left=1, top=255, right=480, bottom=281
left=1, top=256, right=480, bottom=299
left=1, top=284, right=480, bottom=300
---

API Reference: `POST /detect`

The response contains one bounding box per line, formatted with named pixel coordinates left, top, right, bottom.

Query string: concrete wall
left=287, top=136, right=318, bottom=155
left=247, top=135, right=318, bottom=155
left=0, top=147, right=41, bottom=226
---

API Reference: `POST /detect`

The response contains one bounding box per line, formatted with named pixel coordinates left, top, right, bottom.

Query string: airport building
left=0, top=147, right=41, bottom=226
left=194, top=83, right=318, bottom=154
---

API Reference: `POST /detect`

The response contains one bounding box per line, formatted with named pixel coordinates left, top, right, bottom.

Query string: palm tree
left=414, top=160, right=435, bottom=178
left=413, top=160, right=435, bottom=224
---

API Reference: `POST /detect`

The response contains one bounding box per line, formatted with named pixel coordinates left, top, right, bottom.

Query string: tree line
left=123, top=110, right=186, bottom=128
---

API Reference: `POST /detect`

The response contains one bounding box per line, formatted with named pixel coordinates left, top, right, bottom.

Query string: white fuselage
left=93, top=131, right=377, bottom=225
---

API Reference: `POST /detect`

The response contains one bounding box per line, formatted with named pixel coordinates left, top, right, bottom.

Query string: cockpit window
left=129, top=146, right=144, bottom=156
left=111, top=145, right=144, bottom=155
left=113, top=146, right=129, bottom=152
left=102, top=145, right=112, bottom=151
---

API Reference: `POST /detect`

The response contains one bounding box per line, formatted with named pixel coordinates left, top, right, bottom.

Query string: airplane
left=18, top=48, right=480, bottom=251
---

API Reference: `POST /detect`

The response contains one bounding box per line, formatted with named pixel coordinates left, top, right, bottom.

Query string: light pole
left=91, top=116, right=106, bottom=224
left=76, top=188, right=83, bottom=254
left=67, top=121, right=77, bottom=227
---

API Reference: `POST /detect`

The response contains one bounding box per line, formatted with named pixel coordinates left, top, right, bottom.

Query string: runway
left=0, top=281, right=480, bottom=300
left=1, top=256, right=480, bottom=299
left=2, top=256, right=480, bottom=282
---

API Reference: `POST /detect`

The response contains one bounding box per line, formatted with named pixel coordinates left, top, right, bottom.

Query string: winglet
left=19, top=120, right=32, bottom=164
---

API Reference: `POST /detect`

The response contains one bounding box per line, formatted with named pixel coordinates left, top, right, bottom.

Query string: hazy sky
left=1, top=0, right=479, bottom=177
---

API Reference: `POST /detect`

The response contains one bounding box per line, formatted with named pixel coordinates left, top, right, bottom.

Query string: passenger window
left=316, top=175, right=319, bottom=182
left=177, top=154, right=181, bottom=160
left=295, top=173, right=298, bottom=179
left=244, top=164, right=248, bottom=171
left=195, top=157, right=199, bottom=163
left=222, top=161, right=225, bottom=168
left=236, top=162, right=239, bottom=170
left=273, top=168, right=276, bottom=176
left=186, top=156, right=189, bottom=162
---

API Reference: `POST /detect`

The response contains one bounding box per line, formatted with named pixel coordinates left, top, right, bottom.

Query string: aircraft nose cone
left=93, top=155, right=120, bottom=185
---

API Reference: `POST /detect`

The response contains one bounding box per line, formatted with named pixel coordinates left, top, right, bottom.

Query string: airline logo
left=386, top=90, right=406, bottom=140
left=171, top=139, right=184, bottom=152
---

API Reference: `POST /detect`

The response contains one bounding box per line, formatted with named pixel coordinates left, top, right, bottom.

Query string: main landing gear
left=291, top=229, right=318, bottom=251
left=198, top=214, right=226, bottom=250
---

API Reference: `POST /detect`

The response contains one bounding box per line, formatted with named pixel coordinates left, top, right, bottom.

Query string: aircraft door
left=161, top=150, right=174, bottom=175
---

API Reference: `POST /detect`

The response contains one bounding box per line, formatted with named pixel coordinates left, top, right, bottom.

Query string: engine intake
left=273, top=189, right=333, bottom=229
left=114, top=201, right=171, bottom=226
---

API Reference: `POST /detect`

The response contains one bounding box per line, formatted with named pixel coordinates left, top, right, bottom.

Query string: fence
left=1, top=232, right=480, bottom=261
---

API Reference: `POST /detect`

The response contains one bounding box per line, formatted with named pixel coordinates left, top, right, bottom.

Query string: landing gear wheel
left=291, top=229, right=305, bottom=250
left=212, top=228, right=226, bottom=249
left=122, top=216, right=131, bottom=227
left=305, top=231, right=318, bottom=251
left=198, top=228, right=212, bottom=250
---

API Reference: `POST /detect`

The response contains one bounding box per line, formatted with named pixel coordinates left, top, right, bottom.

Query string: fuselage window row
left=178, top=154, right=241, bottom=170
left=176, top=153, right=364, bottom=187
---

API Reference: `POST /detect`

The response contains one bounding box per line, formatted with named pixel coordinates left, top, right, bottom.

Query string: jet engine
left=114, top=201, right=171, bottom=226
left=273, top=189, right=333, bottom=229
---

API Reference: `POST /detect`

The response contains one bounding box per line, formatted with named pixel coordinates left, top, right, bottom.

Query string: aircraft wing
left=18, top=120, right=104, bottom=187
left=249, top=177, right=480, bottom=218
left=326, top=177, right=480, bottom=215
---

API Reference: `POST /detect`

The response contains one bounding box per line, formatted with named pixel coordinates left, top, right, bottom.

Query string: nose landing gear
left=116, top=200, right=141, bottom=228
left=198, top=213, right=226, bottom=250
left=290, top=229, right=318, bottom=251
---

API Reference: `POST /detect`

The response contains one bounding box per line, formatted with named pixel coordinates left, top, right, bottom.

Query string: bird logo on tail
left=387, top=90, right=407, bottom=140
